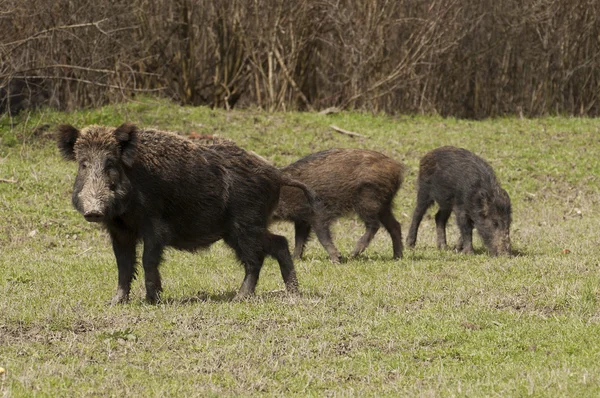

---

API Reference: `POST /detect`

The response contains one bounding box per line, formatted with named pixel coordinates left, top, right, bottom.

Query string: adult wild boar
left=406, top=146, right=512, bottom=256
left=274, top=148, right=405, bottom=263
left=57, top=123, right=314, bottom=303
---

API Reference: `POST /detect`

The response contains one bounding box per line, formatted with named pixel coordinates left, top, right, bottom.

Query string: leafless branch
left=272, top=46, right=314, bottom=111
left=12, top=75, right=166, bottom=92
left=330, top=125, right=367, bottom=138
left=0, top=65, right=117, bottom=78
left=1, top=19, right=109, bottom=49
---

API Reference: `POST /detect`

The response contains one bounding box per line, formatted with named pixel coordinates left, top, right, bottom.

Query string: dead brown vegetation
left=1, top=0, right=599, bottom=118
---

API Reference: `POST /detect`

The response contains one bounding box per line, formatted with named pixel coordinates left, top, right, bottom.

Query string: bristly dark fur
left=406, top=146, right=512, bottom=256
left=274, top=148, right=405, bottom=263
left=56, top=123, right=315, bottom=303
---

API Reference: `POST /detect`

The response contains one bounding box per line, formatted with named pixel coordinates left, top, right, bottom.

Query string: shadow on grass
left=162, top=291, right=237, bottom=304
left=397, top=246, right=537, bottom=261
left=399, top=247, right=477, bottom=262
left=346, top=253, right=410, bottom=262
left=508, top=247, right=531, bottom=257
left=160, top=289, right=326, bottom=305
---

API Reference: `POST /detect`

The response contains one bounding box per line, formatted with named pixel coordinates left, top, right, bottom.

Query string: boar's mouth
left=83, top=210, right=105, bottom=223
left=477, top=227, right=511, bottom=257
left=496, top=246, right=512, bottom=257
left=491, top=237, right=512, bottom=257
left=74, top=184, right=131, bottom=224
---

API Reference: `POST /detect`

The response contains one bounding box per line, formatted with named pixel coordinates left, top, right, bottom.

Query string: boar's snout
left=83, top=210, right=105, bottom=223
left=73, top=177, right=113, bottom=223
left=495, top=244, right=512, bottom=257
left=499, top=241, right=512, bottom=257
left=491, top=232, right=511, bottom=257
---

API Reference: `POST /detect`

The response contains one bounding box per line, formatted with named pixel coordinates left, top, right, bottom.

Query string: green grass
left=1, top=97, right=600, bottom=396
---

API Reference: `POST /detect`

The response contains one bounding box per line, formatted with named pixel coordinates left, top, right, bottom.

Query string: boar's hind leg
left=142, top=242, right=164, bottom=304
left=406, top=189, right=433, bottom=248
left=226, top=232, right=266, bottom=300
left=351, top=187, right=382, bottom=258
left=110, top=230, right=137, bottom=305
left=265, top=232, right=300, bottom=295
left=455, top=210, right=474, bottom=254
left=379, top=205, right=403, bottom=259
left=351, top=222, right=379, bottom=259
left=312, top=220, right=342, bottom=264
left=293, top=221, right=311, bottom=259
left=435, top=207, right=452, bottom=250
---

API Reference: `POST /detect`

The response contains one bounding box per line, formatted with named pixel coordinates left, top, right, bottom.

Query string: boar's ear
left=56, top=124, right=80, bottom=161
left=114, top=123, right=138, bottom=167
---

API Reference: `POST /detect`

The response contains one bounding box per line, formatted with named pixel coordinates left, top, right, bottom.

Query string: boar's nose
left=496, top=245, right=512, bottom=257
left=83, top=210, right=104, bottom=223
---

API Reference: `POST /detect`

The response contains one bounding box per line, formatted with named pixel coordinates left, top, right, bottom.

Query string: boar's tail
left=280, top=176, right=318, bottom=207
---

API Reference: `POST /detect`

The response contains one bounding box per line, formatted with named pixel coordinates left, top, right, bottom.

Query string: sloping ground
left=1, top=99, right=599, bottom=396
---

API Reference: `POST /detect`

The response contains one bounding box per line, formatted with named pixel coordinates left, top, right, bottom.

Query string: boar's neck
left=119, top=143, right=228, bottom=225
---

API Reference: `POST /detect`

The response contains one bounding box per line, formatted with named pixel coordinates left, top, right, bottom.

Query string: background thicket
left=1, top=0, right=600, bottom=118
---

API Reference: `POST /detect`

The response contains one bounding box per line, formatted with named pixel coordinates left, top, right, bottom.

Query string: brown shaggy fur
left=274, top=148, right=405, bottom=263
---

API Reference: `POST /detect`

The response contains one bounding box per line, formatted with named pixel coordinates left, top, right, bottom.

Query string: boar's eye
left=80, top=161, right=89, bottom=170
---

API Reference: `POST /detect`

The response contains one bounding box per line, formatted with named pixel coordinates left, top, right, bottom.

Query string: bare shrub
left=1, top=0, right=599, bottom=117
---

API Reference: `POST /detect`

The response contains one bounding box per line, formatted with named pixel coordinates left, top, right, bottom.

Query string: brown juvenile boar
left=406, top=146, right=512, bottom=256
left=57, top=123, right=315, bottom=303
left=274, top=148, right=405, bottom=263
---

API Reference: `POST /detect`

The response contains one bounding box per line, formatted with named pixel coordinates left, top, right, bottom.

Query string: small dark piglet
left=275, top=148, right=405, bottom=263
left=57, top=123, right=315, bottom=303
left=406, top=146, right=512, bottom=256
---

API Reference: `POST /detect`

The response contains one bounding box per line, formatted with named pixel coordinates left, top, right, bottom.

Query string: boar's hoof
left=285, top=281, right=301, bottom=296
left=110, top=291, right=130, bottom=305
left=330, top=256, right=342, bottom=264
left=232, top=292, right=253, bottom=302
left=145, top=292, right=161, bottom=305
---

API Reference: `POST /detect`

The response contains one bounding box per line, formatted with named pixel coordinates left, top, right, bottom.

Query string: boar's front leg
left=109, top=229, right=137, bottom=305
left=351, top=222, right=379, bottom=258
left=312, top=219, right=341, bottom=264
left=406, top=189, right=433, bottom=248
left=142, top=240, right=164, bottom=304
left=434, top=207, right=452, bottom=250
left=455, top=209, right=474, bottom=254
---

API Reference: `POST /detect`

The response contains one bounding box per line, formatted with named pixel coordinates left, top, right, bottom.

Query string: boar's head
left=474, top=187, right=512, bottom=256
left=57, top=123, right=136, bottom=223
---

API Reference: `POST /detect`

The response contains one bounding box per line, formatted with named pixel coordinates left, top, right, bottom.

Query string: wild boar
left=274, top=148, right=405, bottom=263
left=406, top=146, right=512, bottom=255
left=57, top=123, right=315, bottom=303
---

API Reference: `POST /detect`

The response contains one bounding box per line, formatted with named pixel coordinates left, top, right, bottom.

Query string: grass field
left=1, top=98, right=600, bottom=396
